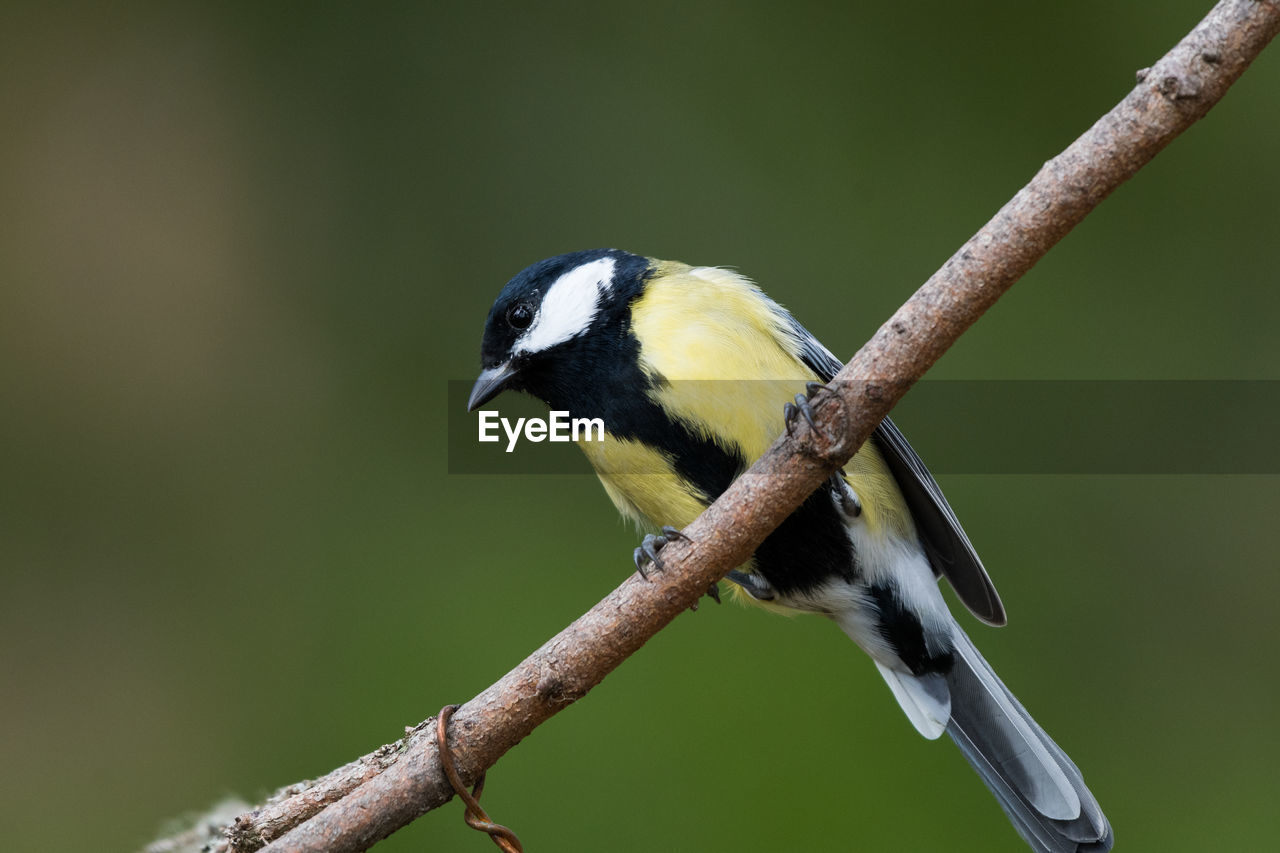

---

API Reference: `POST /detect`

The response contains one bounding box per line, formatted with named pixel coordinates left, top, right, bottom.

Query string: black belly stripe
left=752, top=484, right=858, bottom=597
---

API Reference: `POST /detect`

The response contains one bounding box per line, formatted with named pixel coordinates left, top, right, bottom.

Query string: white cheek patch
left=515, top=257, right=616, bottom=355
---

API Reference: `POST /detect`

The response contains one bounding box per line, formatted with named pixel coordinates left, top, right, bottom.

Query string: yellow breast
left=631, top=263, right=810, bottom=465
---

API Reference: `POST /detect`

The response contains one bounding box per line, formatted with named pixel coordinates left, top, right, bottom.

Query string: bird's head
left=467, top=248, right=650, bottom=410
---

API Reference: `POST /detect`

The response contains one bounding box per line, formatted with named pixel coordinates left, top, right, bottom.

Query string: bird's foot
left=784, top=381, right=828, bottom=436
left=725, top=570, right=777, bottom=602
left=831, top=474, right=862, bottom=519
left=633, top=526, right=689, bottom=579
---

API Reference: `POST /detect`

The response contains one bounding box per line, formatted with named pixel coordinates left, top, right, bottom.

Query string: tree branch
left=149, top=2, right=1279, bottom=851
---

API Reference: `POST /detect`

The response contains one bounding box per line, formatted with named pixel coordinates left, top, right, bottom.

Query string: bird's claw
left=831, top=474, right=862, bottom=519
left=660, top=525, right=689, bottom=542
left=784, top=382, right=828, bottom=435
left=633, top=537, right=661, bottom=579
left=633, top=526, right=690, bottom=579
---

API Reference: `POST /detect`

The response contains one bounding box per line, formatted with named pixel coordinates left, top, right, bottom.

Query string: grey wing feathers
left=782, top=312, right=1007, bottom=627
left=873, top=418, right=1006, bottom=626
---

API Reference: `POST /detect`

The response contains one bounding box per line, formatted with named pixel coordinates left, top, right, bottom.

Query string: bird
left=467, top=248, right=1113, bottom=852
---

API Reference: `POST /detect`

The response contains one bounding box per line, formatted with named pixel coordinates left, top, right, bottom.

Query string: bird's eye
left=507, top=302, right=535, bottom=330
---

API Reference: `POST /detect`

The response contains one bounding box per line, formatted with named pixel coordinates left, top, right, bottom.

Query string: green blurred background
left=2, top=2, right=1277, bottom=850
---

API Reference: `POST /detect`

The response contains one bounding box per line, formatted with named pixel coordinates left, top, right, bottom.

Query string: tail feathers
left=945, top=629, right=1113, bottom=853
left=874, top=662, right=949, bottom=740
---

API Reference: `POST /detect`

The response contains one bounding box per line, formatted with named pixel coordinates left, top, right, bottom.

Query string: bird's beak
left=467, top=361, right=517, bottom=410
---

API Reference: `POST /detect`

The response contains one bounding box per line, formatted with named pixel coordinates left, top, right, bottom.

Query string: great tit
left=468, top=248, right=1113, bottom=853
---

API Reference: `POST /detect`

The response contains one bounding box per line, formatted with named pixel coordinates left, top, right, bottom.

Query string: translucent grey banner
left=446, top=380, right=1280, bottom=475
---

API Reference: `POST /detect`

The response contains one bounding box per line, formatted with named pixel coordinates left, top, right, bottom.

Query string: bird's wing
left=781, top=314, right=1007, bottom=627
left=872, top=418, right=1006, bottom=625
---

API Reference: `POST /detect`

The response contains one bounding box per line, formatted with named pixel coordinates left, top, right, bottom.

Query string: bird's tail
left=944, top=627, right=1113, bottom=853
